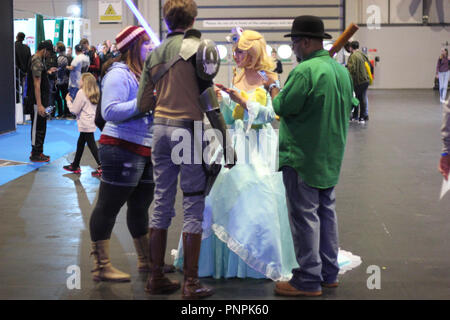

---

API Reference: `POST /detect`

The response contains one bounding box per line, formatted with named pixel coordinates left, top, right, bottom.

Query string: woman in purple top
left=436, top=48, right=449, bottom=103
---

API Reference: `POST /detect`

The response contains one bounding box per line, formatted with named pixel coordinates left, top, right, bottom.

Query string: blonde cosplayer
left=232, top=30, right=276, bottom=84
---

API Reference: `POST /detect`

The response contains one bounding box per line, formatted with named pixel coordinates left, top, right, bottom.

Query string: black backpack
left=95, top=91, right=106, bottom=131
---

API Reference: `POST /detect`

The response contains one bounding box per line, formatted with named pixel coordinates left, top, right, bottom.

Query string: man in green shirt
left=266, top=15, right=357, bottom=297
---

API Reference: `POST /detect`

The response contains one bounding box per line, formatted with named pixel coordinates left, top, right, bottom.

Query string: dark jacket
left=274, top=59, right=283, bottom=74
left=15, top=41, right=31, bottom=78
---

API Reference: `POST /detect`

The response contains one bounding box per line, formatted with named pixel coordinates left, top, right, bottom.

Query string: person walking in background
left=436, top=48, right=449, bottom=103
left=110, top=43, right=120, bottom=58
left=15, top=32, right=31, bottom=104
left=272, top=48, right=283, bottom=79
left=99, top=41, right=113, bottom=71
left=347, top=41, right=370, bottom=123
left=66, top=47, right=74, bottom=65
left=63, top=73, right=101, bottom=176
left=88, top=45, right=101, bottom=81
left=55, top=42, right=72, bottom=119
left=26, top=40, right=57, bottom=162
left=67, top=44, right=89, bottom=99
left=80, top=38, right=94, bottom=73
left=87, top=25, right=166, bottom=283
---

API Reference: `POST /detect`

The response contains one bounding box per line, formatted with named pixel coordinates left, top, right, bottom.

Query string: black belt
left=153, top=117, right=197, bottom=129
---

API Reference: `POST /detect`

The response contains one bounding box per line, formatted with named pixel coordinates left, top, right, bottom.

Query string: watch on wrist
left=268, top=81, right=280, bottom=93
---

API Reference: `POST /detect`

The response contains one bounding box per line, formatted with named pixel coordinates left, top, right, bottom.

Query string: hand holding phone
left=215, top=83, right=231, bottom=93
left=257, top=70, right=268, bottom=81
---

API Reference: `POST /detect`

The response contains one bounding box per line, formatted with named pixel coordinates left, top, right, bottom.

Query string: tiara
left=226, top=27, right=244, bottom=44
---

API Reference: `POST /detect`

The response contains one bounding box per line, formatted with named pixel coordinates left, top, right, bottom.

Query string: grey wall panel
left=197, top=7, right=341, bottom=18
left=0, top=0, right=15, bottom=134
left=160, top=0, right=344, bottom=87
left=14, top=0, right=76, bottom=19
left=429, top=0, right=450, bottom=24
left=354, top=26, right=450, bottom=89
left=161, top=0, right=344, bottom=44
left=195, top=0, right=341, bottom=5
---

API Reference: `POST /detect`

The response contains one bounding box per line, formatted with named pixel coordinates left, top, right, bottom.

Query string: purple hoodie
left=437, top=56, right=449, bottom=73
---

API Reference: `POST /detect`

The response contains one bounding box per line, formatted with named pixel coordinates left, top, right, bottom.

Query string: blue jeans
left=439, top=71, right=449, bottom=101
left=150, top=122, right=206, bottom=234
left=69, top=86, right=79, bottom=100
left=353, top=82, right=369, bottom=119
left=99, top=144, right=153, bottom=187
left=282, top=166, right=339, bottom=292
left=90, top=144, right=154, bottom=241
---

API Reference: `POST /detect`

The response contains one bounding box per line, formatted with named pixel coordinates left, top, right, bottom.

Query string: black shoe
left=30, top=153, right=50, bottom=162
left=63, top=164, right=81, bottom=174
left=91, top=166, right=102, bottom=177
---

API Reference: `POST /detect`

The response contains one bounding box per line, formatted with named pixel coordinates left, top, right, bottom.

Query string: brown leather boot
left=133, top=232, right=177, bottom=273
left=90, top=240, right=131, bottom=282
left=133, top=234, right=151, bottom=272
left=145, top=228, right=180, bottom=294
left=182, top=232, right=214, bottom=299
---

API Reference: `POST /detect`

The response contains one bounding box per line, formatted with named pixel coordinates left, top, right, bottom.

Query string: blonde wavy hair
left=81, top=73, right=100, bottom=105
left=233, top=30, right=276, bottom=84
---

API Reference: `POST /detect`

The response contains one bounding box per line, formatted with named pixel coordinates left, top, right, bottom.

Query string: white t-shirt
left=69, top=54, right=90, bottom=88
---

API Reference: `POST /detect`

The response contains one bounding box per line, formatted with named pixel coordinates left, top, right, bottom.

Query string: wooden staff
left=329, top=23, right=359, bottom=57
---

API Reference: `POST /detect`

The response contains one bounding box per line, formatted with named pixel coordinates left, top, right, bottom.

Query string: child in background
left=63, top=72, right=102, bottom=176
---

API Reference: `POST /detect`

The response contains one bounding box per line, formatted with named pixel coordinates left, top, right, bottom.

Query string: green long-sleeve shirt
left=272, top=49, right=358, bottom=189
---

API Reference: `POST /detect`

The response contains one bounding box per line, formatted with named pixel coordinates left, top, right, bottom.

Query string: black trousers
left=89, top=181, right=154, bottom=241
left=30, top=104, right=47, bottom=155
left=353, top=82, right=369, bottom=120
left=72, top=132, right=101, bottom=167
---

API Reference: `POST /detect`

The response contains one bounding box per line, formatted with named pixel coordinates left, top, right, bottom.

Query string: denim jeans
left=99, top=144, right=153, bottom=187
left=69, top=86, right=79, bottom=100
left=353, top=82, right=369, bottom=119
left=150, top=122, right=206, bottom=234
left=439, top=71, right=449, bottom=101
left=281, top=166, right=339, bottom=292
left=90, top=144, right=154, bottom=241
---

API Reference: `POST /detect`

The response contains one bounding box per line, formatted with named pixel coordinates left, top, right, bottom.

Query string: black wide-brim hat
left=284, top=15, right=332, bottom=39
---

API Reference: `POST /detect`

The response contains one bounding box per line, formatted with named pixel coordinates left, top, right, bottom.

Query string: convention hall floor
left=0, top=89, right=449, bottom=300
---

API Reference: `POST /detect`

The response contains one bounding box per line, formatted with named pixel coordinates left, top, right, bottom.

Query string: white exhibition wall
left=13, top=19, right=83, bottom=54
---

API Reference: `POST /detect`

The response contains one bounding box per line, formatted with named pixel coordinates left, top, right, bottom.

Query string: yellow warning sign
left=104, top=4, right=116, bottom=16
left=99, top=1, right=122, bottom=23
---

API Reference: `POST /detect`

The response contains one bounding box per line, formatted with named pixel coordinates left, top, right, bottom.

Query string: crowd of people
left=15, top=34, right=121, bottom=121
left=15, top=32, right=124, bottom=163
left=15, top=0, right=450, bottom=301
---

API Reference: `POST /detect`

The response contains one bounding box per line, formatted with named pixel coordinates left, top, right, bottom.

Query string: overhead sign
left=99, top=0, right=122, bottom=23
left=203, top=19, right=294, bottom=28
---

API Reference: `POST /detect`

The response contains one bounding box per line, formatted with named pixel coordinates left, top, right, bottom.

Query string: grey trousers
left=281, top=166, right=340, bottom=292
left=150, top=122, right=206, bottom=234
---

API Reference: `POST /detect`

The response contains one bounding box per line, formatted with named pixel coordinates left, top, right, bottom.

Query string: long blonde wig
left=233, top=30, right=276, bottom=84
left=81, top=73, right=100, bottom=105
